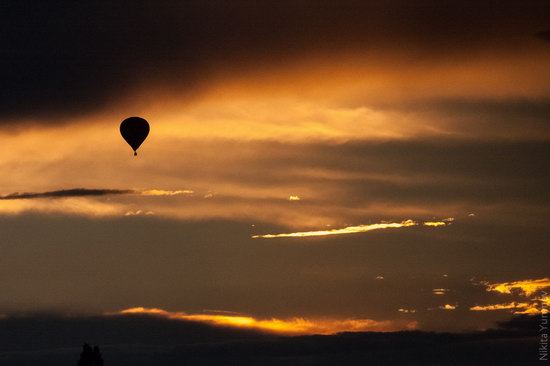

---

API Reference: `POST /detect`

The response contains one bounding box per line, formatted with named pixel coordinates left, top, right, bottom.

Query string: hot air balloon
left=120, top=117, right=150, bottom=156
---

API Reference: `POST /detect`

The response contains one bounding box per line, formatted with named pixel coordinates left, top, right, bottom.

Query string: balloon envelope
left=120, top=117, right=149, bottom=155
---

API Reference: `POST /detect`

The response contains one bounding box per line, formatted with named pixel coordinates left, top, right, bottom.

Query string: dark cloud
left=0, top=313, right=540, bottom=366
left=536, top=30, right=550, bottom=42
left=379, top=98, right=550, bottom=125
left=192, top=138, right=550, bottom=208
left=1, top=0, right=548, bottom=124
left=0, top=188, right=133, bottom=200
left=3, top=136, right=548, bottom=214
left=0, top=313, right=268, bottom=353
left=0, top=214, right=548, bottom=332
left=321, top=140, right=550, bottom=207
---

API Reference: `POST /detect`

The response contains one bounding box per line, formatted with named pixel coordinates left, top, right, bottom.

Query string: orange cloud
left=252, top=218, right=457, bottom=239
left=397, top=308, right=416, bottom=313
left=423, top=221, right=447, bottom=227
left=474, top=279, right=550, bottom=315
left=470, top=302, right=531, bottom=312
left=483, top=278, right=550, bottom=296
left=124, top=210, right=154, bottom=216
left=470, top=301, right=546, bottom=315
left=115, top=307, right=417, bottom=335
left=432, top=289, right=450, bottom=295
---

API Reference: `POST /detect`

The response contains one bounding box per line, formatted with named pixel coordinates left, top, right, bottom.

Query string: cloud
left=472, top=278, right=550, bottom=315
left=0, top=188, right=194, bottom=218
left=124, top=210, right=154, bottom=216
left=397, top=308, right=416, bottom=313
left=482, top=278, right=550, bottom=297
left=104, top=96, right=550, bottom=143
left=1, top=133, right=548, bottom=231
left=536, top=30, right=550, bottom=43
left=252, top=219, right=417, bottom=238
left=0, top=188, right=196, bottom=201
left=0, top=1, right=548, bottom=125
left=423, top=221, right=448, bottom=227
left=252, top=218, right=455, bottom=239
left=3, top=129, right=549, bottom=227
left=116, top=307, right=416, bottom=335
left=0, top=188, right=132, bottom=200
left=141, top=190, right=194, bottom=196
left=470, top=302, right=535, bottom=313
left=0, top=187, right=196, bottom=217
left=1, top=212, right=548, bottom=333
left=439, top=304, right=457, bottom=310
left=0, top=313, right=541, bottom=366
left=0, top=197, right=122, bottom=217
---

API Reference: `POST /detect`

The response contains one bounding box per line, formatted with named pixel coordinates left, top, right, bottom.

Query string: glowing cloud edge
left=252, top=219, right=451, bottom=239
left=112, top=307, right=417, bottom=335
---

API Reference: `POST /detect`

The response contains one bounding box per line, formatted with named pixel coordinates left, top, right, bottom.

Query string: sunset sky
left=0, top=1, right=549, bottom=339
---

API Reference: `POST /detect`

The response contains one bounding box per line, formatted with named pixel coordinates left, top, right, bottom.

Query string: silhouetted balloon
left=120, top=117, right=150, bottom=156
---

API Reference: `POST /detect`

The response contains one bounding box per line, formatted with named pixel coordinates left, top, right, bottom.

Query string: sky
left=0, top=0, right=549, bottom=340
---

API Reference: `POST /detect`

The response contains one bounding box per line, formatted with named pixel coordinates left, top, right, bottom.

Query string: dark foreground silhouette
left=0, top=314, right=542, bottom=365
left=77, top=344, right=103, bottom=366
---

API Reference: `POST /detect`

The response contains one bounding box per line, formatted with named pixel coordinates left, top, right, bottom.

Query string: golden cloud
left=397, top=308, right=416, bottom=313
left=252, top=220, right=417, bottom=239
left=470, top=302, right=531, bottom=312
left=432, top=289, right=450, bottom=296
left=439, top=304, right=457, bottom=310
left=115, top=307, right=417, bottom=335
left=483, top=278, right=550, bottom=296
left=423, top=221, right=447, bottom=227
left=473, top=279, right=550, bottom=315
left=470, top=301, right=546, bottom=315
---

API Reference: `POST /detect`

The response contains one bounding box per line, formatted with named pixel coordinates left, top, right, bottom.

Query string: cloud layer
left=0, top=312, right=540, bottom=366
left=116, top=307, right=416, bottom=335
left=1, top=1, right=549, bottom=125
left=0, top=188, right=132, bottom=200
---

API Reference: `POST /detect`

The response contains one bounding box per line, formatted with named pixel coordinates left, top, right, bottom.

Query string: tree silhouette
left=78, top=344, right=103, bottom=366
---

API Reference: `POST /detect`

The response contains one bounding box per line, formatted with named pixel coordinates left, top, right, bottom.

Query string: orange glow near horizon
left=115, top=307, right=417, bottom=335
